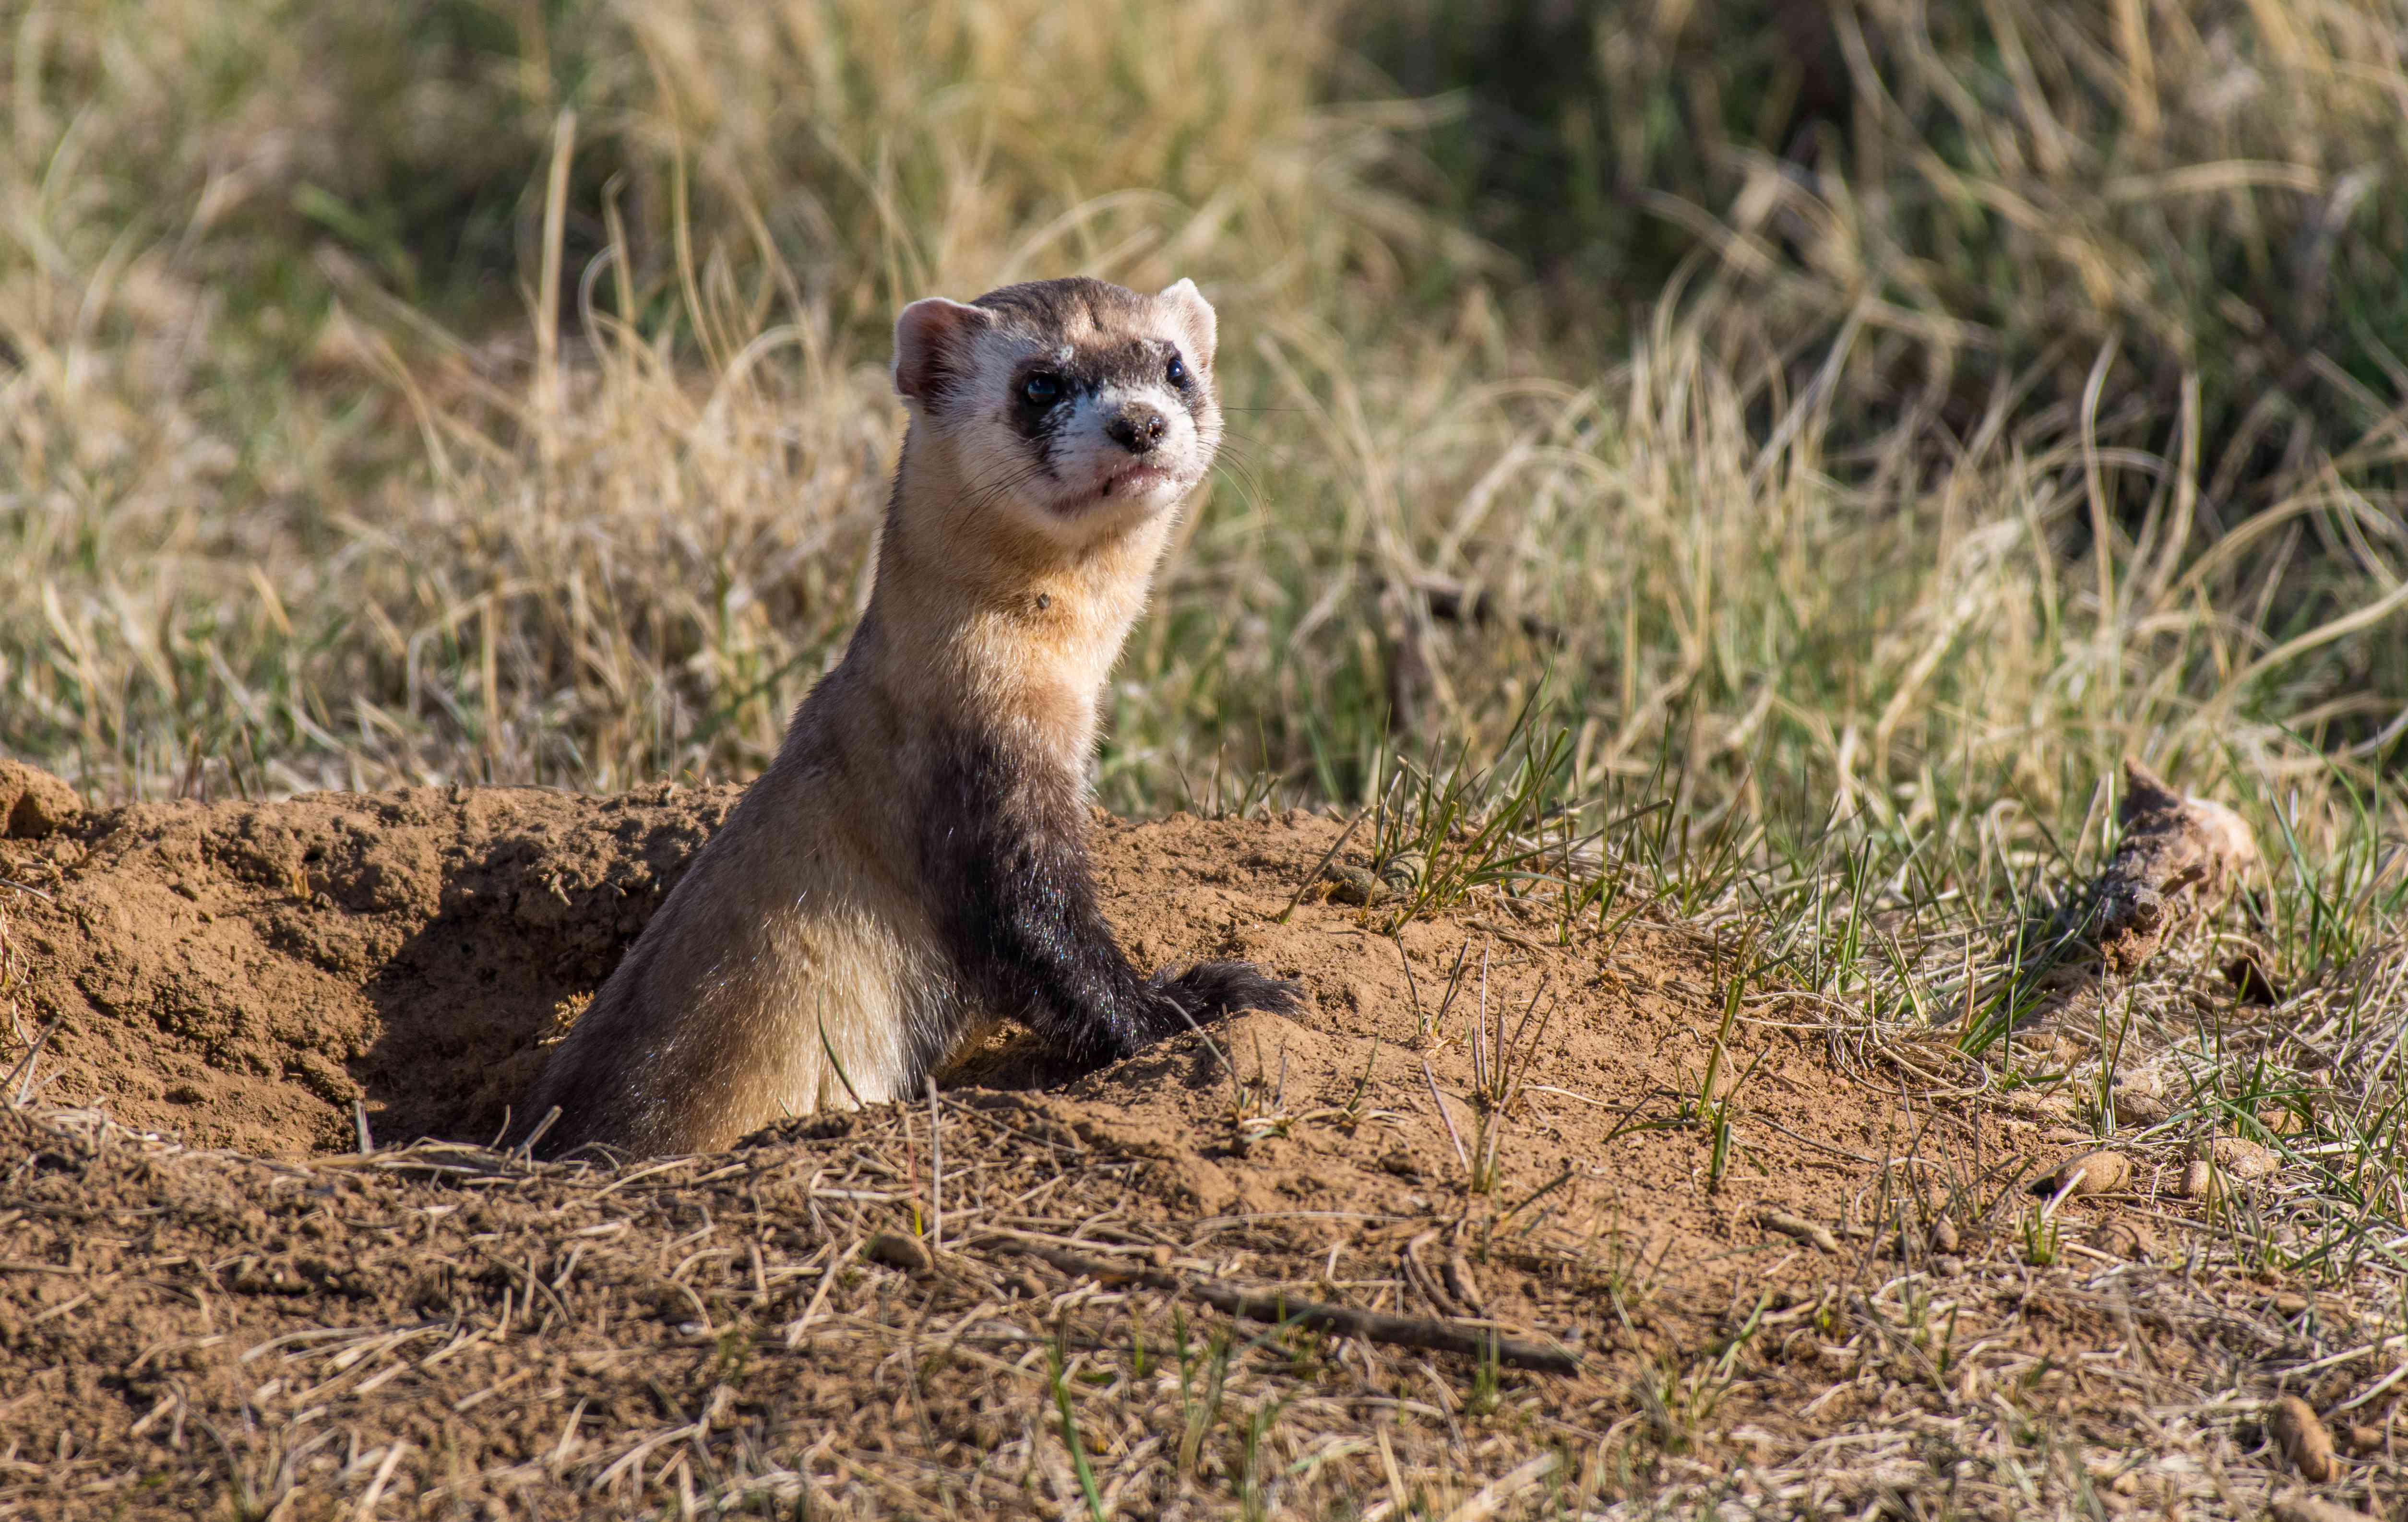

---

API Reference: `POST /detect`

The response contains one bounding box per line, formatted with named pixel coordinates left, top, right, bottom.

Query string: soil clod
left=2040, top=1149, right=2132, bottom=1197
left=0, top=759, right=79, bottom=839
left=2269, top=1395, right=2338, bottom=1481
left=2093, top=759, right=2259, bottom=976
left=2204, top=1135, right=2279, bottom=1179
left=865, top=1232, right=933, bottom=1273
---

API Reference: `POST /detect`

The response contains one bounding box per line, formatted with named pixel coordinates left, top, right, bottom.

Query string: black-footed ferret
left=522, top=276, right=1300, bottom=1158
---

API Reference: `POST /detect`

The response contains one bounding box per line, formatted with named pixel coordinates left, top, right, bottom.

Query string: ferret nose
left=1104, top=406, right=1167, bottom=454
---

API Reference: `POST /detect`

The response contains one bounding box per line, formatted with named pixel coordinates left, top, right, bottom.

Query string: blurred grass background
left=3, top=0, right=2404, bottom=891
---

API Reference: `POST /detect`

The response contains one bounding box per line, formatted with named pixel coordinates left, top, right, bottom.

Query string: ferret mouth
left=1094, top=464, right=1180, bottom=500
left=1046, top=462, right=1190, bottom=518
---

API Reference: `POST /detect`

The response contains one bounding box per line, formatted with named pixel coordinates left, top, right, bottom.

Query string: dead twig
left=1757, top=1207, right=1840, bottom=1254
left=1279, top=810, right=1367, bottom=923
left=3, top=1019, right=61, bottom=1105
left=982, top=1239, right=1579, bottom=1372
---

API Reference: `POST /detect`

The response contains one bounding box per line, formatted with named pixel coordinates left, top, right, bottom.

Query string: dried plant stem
left=983, top=1239, right=1579, bottom=1373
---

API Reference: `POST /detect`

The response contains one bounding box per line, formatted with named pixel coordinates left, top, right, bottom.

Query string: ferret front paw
left=1138, top=959, right=1303, bottom=1040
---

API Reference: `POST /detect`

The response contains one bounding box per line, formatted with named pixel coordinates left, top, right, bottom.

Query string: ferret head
left=889, top=276, right=1221, bottom=555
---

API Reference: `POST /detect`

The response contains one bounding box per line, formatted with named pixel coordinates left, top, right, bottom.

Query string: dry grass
left=1374, top=0, right=2408, bottom=481
left=11, top=0, right=2402, bottom=817
left=5, top=1037, right=2406, bottom=1520
left=4, top=0, right=2408, bottom=1514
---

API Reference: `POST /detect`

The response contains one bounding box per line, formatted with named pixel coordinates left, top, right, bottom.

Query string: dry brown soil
left=0, top=777, right=2344, bottom=1518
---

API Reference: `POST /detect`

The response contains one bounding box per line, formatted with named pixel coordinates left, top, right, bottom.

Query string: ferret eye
left=1021, top=373, right=1062, bottom=407
left=1166, top=353, right=1190, bottom=387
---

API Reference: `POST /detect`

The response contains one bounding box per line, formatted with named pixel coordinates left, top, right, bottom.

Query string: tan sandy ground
left=0, top=783, right=2396, bottom=1518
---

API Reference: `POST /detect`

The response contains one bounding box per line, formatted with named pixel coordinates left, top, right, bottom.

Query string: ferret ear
left=893, top=297, right=991, bottom=403
left=1157, top=278, right=1216, bottom=369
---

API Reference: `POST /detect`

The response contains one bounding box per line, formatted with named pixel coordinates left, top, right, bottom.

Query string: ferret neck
left=855, top=433, right=1175, bottom=773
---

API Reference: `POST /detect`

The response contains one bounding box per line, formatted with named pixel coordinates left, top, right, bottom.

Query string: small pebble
left=2040, top=1150, right=2131, bottom=1197
left=1927, top=1219, right=1960, bottom=1254
left=1321, top=864, right=1388, bottom=906
left=2115, top=1070, right=2165, bottom=1100
left=2111, top=1090, right=2170, bottom=1128
left=2204, top=1135, right=2277, bottom=1179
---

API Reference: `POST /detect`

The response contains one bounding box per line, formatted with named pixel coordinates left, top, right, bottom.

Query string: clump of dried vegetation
left=4, top=0, right=2407, bottom=1515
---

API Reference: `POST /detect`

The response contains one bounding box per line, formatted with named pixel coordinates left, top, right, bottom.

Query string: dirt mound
left=13, top=775, right=2302, bottom=1517
left=3, top=782, right=734, bottom=1153
left=2, top=779, right=1885, bottom=1185
left=1, top=777, right=1911, bottom=1263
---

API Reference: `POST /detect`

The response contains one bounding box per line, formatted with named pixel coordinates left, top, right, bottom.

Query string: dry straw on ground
left=1, top=775, right=2404, bottom=1518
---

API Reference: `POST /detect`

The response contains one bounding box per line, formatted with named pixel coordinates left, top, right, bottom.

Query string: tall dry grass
left=1374, top=2, right=2408, bottom=462
left=1, top=0, right=2403, bottom=886
left=0, top=0, right=1440, bottom=787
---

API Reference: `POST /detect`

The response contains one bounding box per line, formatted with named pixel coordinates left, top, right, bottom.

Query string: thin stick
left=1432, top=939, right=1475, bottom=1029
left=818, top=1010, right=865, bottom=1109
left=515, top=1105, right=562, bottom=1159
left=1498, top=1165, right=1575, bottom=1232
left=784, top=1241, right=860, bottom=1348
left=989, top=1240, right=1578, bottom=1373
left=353, top=1100, right=375, bottom=1156
left=0, top=879, right=54, bottom=904
left=899, top=1097, right=919, bottom=1235
left=1278, top=809, right=1366, bottom=923
left=1422, top=1056, right=1469, bottom=1172
left=3, top=1020, right=60, bottom=1105
left=926, top=1076, right=943, bottom=1252
left=1395, top=939, right=1427, bottom=1037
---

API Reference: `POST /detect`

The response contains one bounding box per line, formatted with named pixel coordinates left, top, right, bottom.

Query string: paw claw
left=1140, top=959, right=1302, bottom=1039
